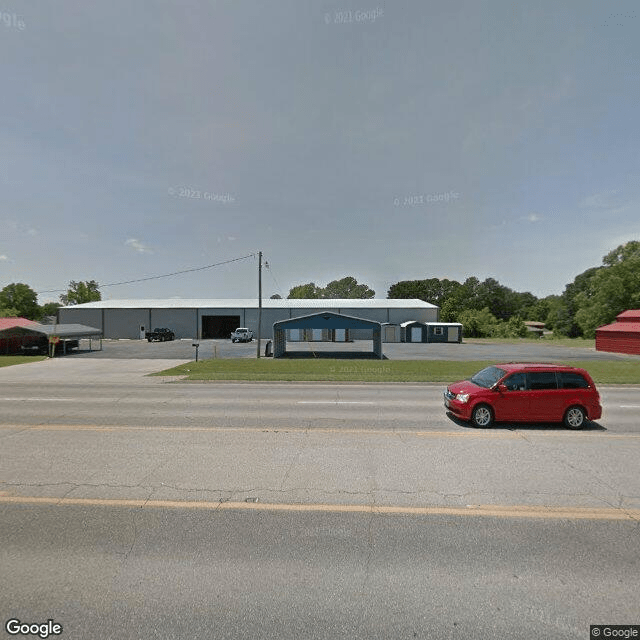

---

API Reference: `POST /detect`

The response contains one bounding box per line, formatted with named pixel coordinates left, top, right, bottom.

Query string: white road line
left=0, top=398, right=77, bottom=402
left=296, top=401, right=375, bottom=404
left=619, top=405, right=640, bottom=408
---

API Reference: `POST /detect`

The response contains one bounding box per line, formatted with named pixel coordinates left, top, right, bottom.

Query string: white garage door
left=411, top=327, right=422, bottom=342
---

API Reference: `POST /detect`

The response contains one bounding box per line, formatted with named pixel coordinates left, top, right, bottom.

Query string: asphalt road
left=1, top=359, right=639, bottom=639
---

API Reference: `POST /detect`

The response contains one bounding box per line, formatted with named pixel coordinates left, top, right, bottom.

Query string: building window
left=434, top=326, right=444, bottom=335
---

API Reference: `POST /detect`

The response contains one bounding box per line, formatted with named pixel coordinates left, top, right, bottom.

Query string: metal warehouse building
left=58, top=298, right=439, bottom=340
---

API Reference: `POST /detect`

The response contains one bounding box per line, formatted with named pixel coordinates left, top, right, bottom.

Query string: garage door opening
left=201, top=315, right=240, bottom=339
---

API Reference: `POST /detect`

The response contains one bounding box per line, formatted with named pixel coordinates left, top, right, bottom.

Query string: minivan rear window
left=559, top=372, right=589, bottom=389
left=528, top=371, right=558, bottom=390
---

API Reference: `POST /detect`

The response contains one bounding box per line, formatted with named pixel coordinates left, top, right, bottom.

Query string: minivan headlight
left=456, top=393, right=470, bottom=403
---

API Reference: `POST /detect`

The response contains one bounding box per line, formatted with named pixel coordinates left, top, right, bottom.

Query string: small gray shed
left=380, top=323, right=401, bottom=343
left=401, top=321, right=463, bottom=343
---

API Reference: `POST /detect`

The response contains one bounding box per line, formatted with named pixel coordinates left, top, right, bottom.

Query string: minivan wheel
left=471, top=404, right=493, bottom=428
left=564, top=405, right=586, bottom=429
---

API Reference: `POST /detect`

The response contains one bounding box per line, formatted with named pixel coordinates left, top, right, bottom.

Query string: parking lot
left=62, top=338, right=640, bottom=361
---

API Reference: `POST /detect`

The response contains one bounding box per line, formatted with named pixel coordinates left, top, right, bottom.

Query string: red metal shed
left=595, top=309, right=640, bottom=355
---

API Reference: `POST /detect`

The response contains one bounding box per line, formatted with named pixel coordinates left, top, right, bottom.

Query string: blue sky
left=1, top=1, right=639, bottom=303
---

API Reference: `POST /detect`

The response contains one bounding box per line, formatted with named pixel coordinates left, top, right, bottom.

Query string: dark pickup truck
left=145, top=328, right=175, bottom=342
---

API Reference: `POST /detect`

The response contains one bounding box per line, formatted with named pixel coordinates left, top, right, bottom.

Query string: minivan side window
left=503, top=372, right=527, bottom=391
left=559, top=372, right=589, bottom=389
left=527, top=371, right=558, bottom=390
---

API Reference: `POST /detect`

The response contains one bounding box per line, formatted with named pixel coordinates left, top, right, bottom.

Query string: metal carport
left=273, top=312, right=383, bottom=358
left=0, top=319, right=102, bottom=355
left=38, top=324, right=103, bottom=353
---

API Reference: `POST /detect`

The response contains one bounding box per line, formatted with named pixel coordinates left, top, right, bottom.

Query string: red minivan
left=444, top=363, right=602, bottom=429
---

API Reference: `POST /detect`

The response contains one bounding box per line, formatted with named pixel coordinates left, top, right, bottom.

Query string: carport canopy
left=273, top=312, right=382, bottom=358
left=0, top=319, right=103, bottom=354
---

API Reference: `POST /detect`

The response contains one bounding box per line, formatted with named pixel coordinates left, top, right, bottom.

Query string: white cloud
left=579, top=190, right=628, bottom=214
left=125, top=238, right=153, bottom=254
left=525, top=213, right=542, bottom=223
left=0, top=254, right=9, bottom=261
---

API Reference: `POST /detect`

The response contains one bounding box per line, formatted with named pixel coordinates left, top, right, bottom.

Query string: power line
left=37, top=252, right=256, bottom=294
left=264, top=258, right=285, bottom=298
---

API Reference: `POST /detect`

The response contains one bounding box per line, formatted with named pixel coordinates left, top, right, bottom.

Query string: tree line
left=3, top=241, right=638, bottom=337
left=281, top=241, right=640, bottom=339
left=0, top=281, right=101, bottom=321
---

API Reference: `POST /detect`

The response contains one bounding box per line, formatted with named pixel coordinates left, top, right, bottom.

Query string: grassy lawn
left=0, top=355, right=48, bottom=368
left=154, top=358, right=640, bottom=384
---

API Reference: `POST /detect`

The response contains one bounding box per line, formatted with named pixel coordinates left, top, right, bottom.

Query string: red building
left=595, top=310, right=640, bottom=355
left=0, top=317, right=41, bottom=354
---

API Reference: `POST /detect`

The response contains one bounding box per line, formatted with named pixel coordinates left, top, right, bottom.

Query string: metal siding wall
left=58, top=308, right=103, bottom=330
left=104, top=309, right=149, bottom=339
left=388, top=307, right=438, bottom=323
left=597, top=333, right=640, bottom=355
left=350, top=329, right=374, bottom=340
left=151, top=309, right=196, bottom=339
left=342, top=308, right=388, bottom=323
left=261, top=309, right=290, bottom=338
left=244, top=308, right=290, bottom=338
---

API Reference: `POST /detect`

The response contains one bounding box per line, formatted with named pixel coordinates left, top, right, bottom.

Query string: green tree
left=287, top=283, right=322, bottom=299
left=288, top=277, right=375, bottom=299
left=387, top=278, right=461, bottom=306
left=0, top=306, right=20, bottom=318
left=493, top=315, right=529, bottom=338
left=41, top=302, right=62, bottom=317
left=0, top=283, right=40, bottom=319
left=321, top=276, right=375, bottom=298
left=553, top=267, right=601, bottom=336
left=457, top=307, right=500, bottom=337
left=60, top=280, right=101, bottom=306
left=572, top=242, right=640, bottom=338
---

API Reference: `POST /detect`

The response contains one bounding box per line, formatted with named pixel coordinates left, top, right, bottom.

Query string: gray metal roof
left=274, top=311, right=382, bottom=330
left=2, top=323, right=103, bottom=339
left=38, top=324, right=103, bottom=338
left=63, top=298, right=437, bottom=310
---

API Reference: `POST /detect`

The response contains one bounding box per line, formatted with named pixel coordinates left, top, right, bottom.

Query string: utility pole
left=256, top=251, right=262, bottom=358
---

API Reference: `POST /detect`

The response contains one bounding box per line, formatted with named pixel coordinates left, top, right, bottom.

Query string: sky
left=1, top=1, right=639, bottom=304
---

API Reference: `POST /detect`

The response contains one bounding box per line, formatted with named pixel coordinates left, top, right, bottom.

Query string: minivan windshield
left=470, top=366, right=506, bottom=388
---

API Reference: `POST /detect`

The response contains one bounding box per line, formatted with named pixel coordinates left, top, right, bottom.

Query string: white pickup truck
left=230, top=327, right=254, bottom=343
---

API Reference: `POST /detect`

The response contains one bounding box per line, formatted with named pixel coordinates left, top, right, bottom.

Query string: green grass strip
left=0, top=355, right=48, bottom=368
left=153, top=358, right=640, bottom=384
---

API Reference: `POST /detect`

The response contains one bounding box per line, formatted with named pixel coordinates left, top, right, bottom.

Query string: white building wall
left=59, top=300, right=439, bottom=339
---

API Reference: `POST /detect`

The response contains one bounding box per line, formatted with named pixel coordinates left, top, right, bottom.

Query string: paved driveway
left=0, top=358, right=188, bottom=384
left=52, top=337, right=640, bottom=361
